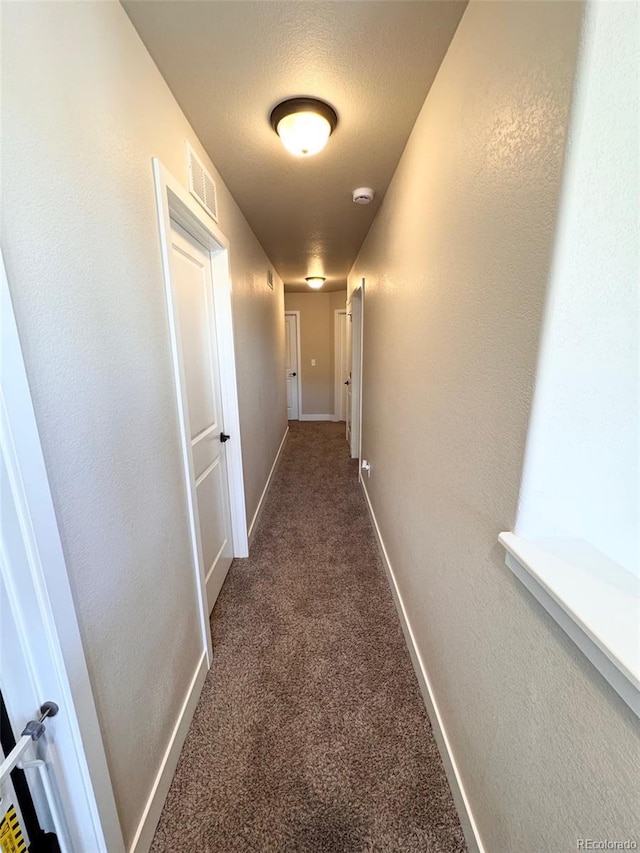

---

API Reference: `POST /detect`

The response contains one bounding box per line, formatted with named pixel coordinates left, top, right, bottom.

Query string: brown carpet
left=150, top=421, right=467, bottom=853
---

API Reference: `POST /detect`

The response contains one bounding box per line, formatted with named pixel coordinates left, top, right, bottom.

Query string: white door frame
left=1, top=254, right=125, bottom=853
left=284, top=310, right=302, bottom=421
left=333, top=309, right=348, bottom=421
left=348, top=280, right=364, bottom=461
left=153, top=159, right=248, bottom=663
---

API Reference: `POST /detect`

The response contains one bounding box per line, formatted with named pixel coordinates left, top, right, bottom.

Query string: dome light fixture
left=305, top=276, right=326, bottom=290
left=270, top=97, right=338, bottom=157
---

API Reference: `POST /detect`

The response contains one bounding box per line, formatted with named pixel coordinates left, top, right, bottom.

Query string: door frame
left=153, top=159, right=248, bottom=665
left=284, top=310, right=302, bottom=421
left=1, top=253, right=125, bottom=852
left=333, top=309, right=348, bottom=422
left=347, top=280, right=364, bottom=461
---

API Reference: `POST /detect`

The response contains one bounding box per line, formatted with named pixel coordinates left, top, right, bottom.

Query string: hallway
left=150, top=422, right=466, bottom=852
left=3, top=2, right=638, bottom=850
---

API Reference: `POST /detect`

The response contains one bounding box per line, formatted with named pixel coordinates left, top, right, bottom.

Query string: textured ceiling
left=123, top=1, right=467, bottom=290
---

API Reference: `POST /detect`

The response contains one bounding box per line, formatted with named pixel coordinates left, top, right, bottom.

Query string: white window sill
left=499, top=533, right=639, bottom=717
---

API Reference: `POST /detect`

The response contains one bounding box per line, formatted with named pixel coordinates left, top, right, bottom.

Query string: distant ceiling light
left=270, top=98, right=338, bottom=157
left=305, top=276, right=326, bottom=290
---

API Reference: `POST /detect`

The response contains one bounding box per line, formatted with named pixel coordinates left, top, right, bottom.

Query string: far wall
left=285, top=291, right=347, bottom=417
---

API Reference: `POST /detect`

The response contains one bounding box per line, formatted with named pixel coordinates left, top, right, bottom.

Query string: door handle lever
left=220, top=432, right=230, bottom=443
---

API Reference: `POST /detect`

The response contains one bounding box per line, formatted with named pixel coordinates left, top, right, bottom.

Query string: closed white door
left=285, top=313, right=299, bottom=420
left=170, top=222, right=233, bottom=613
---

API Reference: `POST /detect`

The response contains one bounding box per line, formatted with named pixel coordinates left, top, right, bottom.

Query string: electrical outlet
left=311, top=359, right=316, bottom=366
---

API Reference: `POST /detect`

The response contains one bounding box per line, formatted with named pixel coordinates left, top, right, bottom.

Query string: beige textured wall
left=329, top=290, right=347, bottom=313
left=348, top=2, right=640, bottom=852
left=284, top=291, right=346, bottom=416
left=1, top=2, right=286, bottom=846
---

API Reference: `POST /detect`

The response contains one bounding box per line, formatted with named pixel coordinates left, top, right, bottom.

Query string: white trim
left=153, top=158, right=249, bottom=664
left=284, top=311, right=302, bottom=421
left=356, top=282, right=364, bottom=463
left=299, top=414, right=336, bottom=422
left=153, top=162, right=213, bottom=663
left=333, top=309, right=347, bottom=422
left=499, top=533, right=639, bottom=717
left=348, top=281, right=364, bottom=461
left=154, top=158, right=248, bottom=558
left=211, top=233, right=249, bottom=560
left=1, top=255, right=125, bottom=852
left=129, top=652, right=207, bottom=853
left=248, top=427, right=289, bottom=545
left=360, top=476, right=485, bottom=853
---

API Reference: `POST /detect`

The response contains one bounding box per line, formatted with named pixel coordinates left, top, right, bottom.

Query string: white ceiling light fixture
left=305, top=276, right=326, bottom=290
left=270, top=97, right=338, bottom=157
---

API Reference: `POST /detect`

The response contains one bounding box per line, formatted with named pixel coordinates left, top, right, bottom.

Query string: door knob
left=291, top=372, right=297, bottom=377
left=220, top=432, right=230, bottom=443
left=344, top=380, right=351, bottom=385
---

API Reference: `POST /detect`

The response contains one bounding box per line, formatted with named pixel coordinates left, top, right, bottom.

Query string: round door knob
left=291, top=372, right=297, bottom=376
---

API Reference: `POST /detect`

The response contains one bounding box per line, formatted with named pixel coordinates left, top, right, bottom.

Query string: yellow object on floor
left=0, top=805, right=26, bottom=852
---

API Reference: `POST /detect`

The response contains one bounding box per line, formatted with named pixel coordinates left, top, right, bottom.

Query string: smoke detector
left=352, top=187, right=374, bottom=205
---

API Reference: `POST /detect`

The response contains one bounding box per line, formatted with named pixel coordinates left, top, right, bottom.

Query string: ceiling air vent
left=186, top=142, right=218, bottom=222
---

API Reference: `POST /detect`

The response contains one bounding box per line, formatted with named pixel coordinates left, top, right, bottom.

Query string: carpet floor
left=150, top=421, right=467, bottom=852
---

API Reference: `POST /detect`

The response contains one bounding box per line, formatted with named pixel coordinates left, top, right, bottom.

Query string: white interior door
left=284, top=313, right=299, bottom=420
left=169, top=221, right=233, bottom=613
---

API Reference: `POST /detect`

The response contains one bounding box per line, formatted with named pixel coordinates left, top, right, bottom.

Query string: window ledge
left=499, top=533, right=639, bottom=717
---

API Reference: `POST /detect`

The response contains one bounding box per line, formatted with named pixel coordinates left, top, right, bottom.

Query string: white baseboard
left=129, top=651, right=208, bottom=853
left=248, top=426, right=289, bottom=545
left=360, top=477, right=485, bottom=853
left=299, top=414, right=335, bottom=421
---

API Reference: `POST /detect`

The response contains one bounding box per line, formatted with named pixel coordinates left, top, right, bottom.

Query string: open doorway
left=334, top=309, right=348, bottom=422
left=283, top=291, right=347, bottom=421
left=284, top=311, right=301, bottom=420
